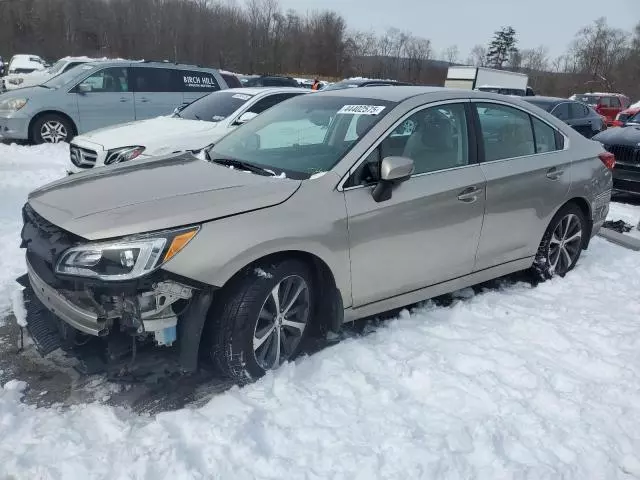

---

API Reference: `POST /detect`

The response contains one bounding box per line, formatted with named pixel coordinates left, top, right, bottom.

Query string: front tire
left=532, top=203, right=586, bottom=280
left=32, top=114, right=74, bottom=144
left=211, top=259, right=314, bottom=383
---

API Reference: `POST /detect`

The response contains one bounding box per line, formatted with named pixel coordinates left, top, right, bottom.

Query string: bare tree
left=467, top=44, right=487, bottom=66
left=442, top=45, right=459, bottom=64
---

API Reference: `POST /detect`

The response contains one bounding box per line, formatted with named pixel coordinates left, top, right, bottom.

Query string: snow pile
left=0, top=143, right=68, bottom=317
left=0, top=237, right=640, bottom=478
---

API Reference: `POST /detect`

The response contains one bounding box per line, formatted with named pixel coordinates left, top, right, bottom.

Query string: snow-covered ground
left=0, top=143, right=69, bottom=316
left=608, top=200, right=640, bottom=238
left=2, top=144, right=640, bottom=479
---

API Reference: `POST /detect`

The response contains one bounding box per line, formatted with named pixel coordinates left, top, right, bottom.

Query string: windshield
left=209, top=95, right=396, bottom=179
left=42, top=64, right=96, bottom=89
left=627, top=112, right=640, bottom=124
left=177, top=91, right=254, bottom=121
left=48, top=60, right=66, bottom=75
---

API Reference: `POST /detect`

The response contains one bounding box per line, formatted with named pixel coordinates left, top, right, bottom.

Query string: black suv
left=242, top=75, right=300, bottom=88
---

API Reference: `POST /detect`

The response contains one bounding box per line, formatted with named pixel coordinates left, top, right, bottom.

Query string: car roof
left=315, top=86, right=559, bottom=108
left=525, top=96, right=573, bottom=104
left=226, top=87, right=309, bottom=96
left=80, top=60, right=218, bottom=70
left=315, top=86, right=459, bottom=101
left=337, top=78, right=404, bottom=85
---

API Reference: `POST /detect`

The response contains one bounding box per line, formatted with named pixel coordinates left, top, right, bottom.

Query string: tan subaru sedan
left=19, top=87, right=613, bottom=382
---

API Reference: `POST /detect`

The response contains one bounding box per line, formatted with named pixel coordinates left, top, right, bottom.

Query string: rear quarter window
left=180, top=70, right=221, bottom=92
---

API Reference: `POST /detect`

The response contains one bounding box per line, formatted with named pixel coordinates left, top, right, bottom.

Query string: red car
left=570, top=93, right=631, bottom=126
left=611, top=105, right=640, bottom=127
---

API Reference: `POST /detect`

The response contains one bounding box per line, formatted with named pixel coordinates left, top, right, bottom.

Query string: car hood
left=0, top=85, right=51, bottom=99
left=78, top=117, right=225, bottom=152
left=27, top=153, right=301, bottom=240
left=593, top=125, right=640, bottom=146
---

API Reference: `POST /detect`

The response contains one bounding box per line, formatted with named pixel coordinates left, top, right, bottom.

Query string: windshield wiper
left=209, top=157, right=275, bottom=176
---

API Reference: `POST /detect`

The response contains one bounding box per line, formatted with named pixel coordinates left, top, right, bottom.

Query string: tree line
left=0, top=0, right=638, bottom=99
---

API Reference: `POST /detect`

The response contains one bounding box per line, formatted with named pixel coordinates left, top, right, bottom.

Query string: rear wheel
left=532, top=203, right=586, bottom=280
left=210, top=259, right=313, bottom=382
left=32, top=114, right=74, bottom=144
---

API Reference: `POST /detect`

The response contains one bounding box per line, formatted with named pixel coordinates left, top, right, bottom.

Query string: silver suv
left=19, top=87, right=612, bottom=383
left=0, top=61, right=228, bottom=144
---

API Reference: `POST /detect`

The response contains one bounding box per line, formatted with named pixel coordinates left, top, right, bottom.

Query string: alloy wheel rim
left=548, top=213, right=582, bottom=275
left=40, top=121, right=67, bottom=143
left=253, top=275, right=310, bottom=371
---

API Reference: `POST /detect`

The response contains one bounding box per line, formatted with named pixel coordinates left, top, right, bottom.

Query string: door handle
left=119, top=97, right=128, bottom=103
left=546, top=167, right=564, bottom=180
left=139, top=98, right=150, bottom=103
left=457, top=186, right=483, bottom=203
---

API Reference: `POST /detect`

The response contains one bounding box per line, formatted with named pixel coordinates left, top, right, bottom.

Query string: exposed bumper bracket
left=26, top=258, right=107, bottom=337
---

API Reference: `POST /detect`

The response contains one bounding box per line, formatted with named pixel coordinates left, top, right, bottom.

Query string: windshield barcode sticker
left=337, top=105, right=386, bottom=115
left=232, top=94, right=251, bottom=100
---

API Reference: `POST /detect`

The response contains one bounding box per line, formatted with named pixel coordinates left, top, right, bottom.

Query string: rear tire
left=210, top=259, right=314, bottom=383
left=32, top=114, right=74, bottom=144
left=532, top=203, right=586, bottom=280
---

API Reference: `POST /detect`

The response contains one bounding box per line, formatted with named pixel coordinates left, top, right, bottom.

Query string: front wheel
left=210, top=259, right=314, bottom=382
left=532, top=203, right=586, bottom=280
left=32, top=114, right=74, bottom=144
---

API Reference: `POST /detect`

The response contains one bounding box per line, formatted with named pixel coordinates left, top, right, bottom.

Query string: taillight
left=598, top=151, right=615, bottom=169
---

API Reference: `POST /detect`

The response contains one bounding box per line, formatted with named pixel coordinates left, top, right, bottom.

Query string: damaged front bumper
left=18, top=203, right=215, bottom=374
left=27, top=256, right=106, bottom=337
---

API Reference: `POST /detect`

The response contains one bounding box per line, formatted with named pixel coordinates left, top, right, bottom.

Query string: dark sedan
left=524, top=96, right=606, bottom=139
left=593, top=111, right=640, bottom=195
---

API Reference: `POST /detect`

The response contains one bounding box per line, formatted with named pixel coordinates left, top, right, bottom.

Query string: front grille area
left=604, top=144, right=640, bottom=166
left=20, top=203, right=80, bottom=287
left=70, top=144, right=98, bottom=168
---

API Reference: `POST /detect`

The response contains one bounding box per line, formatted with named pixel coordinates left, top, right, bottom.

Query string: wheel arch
left=220, top=249, right=344, bottom=330
left=29, top=110, right=78, bottom=141
left=565, top=196, right=593, bottom=248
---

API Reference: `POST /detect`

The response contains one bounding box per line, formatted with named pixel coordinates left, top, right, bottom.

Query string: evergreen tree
left=486, top=27, right=519, bottom=69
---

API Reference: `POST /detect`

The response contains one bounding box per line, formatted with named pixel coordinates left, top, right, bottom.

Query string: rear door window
left=131, top=67, right=178, bottom=92
left=179, top=70, right=220, bottom=92
left=531, top=117, right=559, bottom=153
left=475, top=103, right=535, bottom=161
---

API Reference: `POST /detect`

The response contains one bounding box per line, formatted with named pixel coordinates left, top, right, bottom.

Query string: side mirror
left=173, top=103, right=188, bottom=114
left=371, top=156, right=414, bottom=202
left=77, top=82, right=92, bottom=93
left=236, top=111, right=258, bottom=125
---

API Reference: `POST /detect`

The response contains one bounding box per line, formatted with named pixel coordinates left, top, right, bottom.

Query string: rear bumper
left=26, top=256, right=108, bottom=336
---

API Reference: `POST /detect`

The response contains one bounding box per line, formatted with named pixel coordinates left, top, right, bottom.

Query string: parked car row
left=17, top=85, right=613, bottom=384
left=68, top=87, right=309, bottom=172
left=0, top=60, right=229, bottom=144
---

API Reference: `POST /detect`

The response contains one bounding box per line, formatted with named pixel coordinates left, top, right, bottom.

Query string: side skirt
left=343, top=257, right=534, bottom=322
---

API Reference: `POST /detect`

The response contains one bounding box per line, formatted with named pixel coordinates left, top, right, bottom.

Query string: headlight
left=0, top=98, right=28, bottom=113
left=55, top=227, right=199, bottom=281
left=104, top=146, right=146, bottom=165
left=8, top=78, right=24, bottom=85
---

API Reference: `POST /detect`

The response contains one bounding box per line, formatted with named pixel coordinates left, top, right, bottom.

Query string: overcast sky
left=278, top=0, right=639, bottom=60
